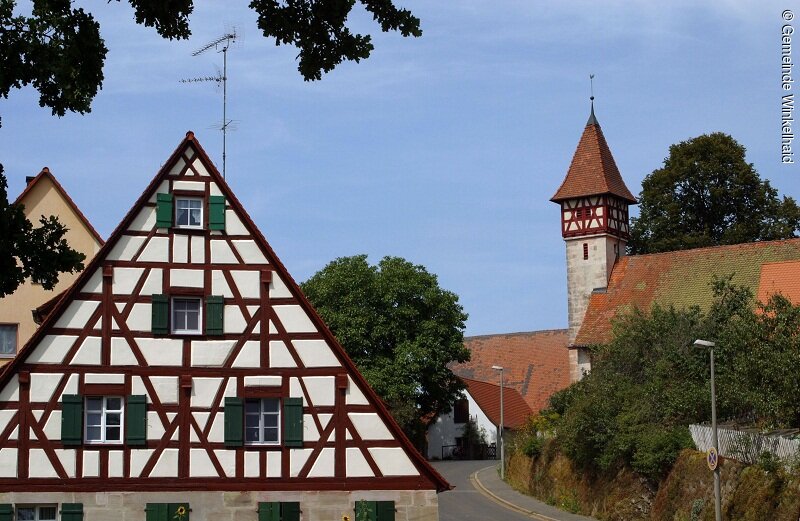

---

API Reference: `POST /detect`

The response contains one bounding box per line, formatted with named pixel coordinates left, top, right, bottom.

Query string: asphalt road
left=432, top=460, right=536, bottom=521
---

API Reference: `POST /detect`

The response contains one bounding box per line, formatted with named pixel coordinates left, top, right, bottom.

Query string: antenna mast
left=180, top=31, right=237, bottom=178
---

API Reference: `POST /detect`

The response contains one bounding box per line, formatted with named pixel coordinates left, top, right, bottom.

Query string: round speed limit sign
left=707, top=447, right=719, bottom=471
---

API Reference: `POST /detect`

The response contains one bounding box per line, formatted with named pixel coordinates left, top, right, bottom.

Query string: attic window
left=583, top=243, right=589, bottom=260
left=175, top=198, right=203, bottom=228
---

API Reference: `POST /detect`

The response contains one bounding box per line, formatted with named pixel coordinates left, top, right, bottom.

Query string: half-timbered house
left=0, top=132, right=447, bottom=521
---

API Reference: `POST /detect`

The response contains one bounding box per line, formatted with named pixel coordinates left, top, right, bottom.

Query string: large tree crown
left=628, top=132, right=800, bottom=254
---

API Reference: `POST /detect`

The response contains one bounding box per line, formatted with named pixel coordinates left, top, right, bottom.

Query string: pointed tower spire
left=586, top=74, right=598, bottom=126
left=587, top=98, right=598, bottom=126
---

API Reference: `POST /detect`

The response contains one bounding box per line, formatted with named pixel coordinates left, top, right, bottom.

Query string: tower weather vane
left=589, top=73, right=595, bottom=102
left=180, top=30, right=238, bottom=178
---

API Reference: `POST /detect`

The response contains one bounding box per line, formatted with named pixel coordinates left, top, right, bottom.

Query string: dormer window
left=175, top=198, right=203, bottom=228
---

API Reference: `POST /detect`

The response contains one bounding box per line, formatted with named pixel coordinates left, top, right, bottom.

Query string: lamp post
left=492, top=365, right=505, bottom=480
left=695, top=339, right=721, bottom=521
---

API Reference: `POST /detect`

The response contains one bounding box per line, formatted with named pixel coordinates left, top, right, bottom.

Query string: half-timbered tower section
left=0, top=133, right=447, bottom=521
left=550, top=105, right=637, bottom=382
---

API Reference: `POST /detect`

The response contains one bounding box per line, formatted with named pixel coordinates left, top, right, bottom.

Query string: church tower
left=551, top=103, right=636, bottom=381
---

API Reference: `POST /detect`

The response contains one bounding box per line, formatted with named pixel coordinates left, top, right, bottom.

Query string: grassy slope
left=507, top=442, right=800, bottom=521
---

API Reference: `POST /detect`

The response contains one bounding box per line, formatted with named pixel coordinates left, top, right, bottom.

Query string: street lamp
left=695, top=339, right=721, bottom=521
left=492, top=365, right=505, bottom=480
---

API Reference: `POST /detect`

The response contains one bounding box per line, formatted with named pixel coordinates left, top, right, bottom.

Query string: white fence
left=690, top=424, right=800, bottom=465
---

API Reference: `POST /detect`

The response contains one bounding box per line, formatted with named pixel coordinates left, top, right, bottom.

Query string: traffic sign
left=707, top=447, right=719, bottom=471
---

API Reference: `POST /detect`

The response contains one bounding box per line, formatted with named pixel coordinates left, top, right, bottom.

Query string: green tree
left=628, top=133, right=800, bottom=254
left=2, top=0, right=422, bottom=118
left=300, top=255, right=469, bottom=443
left=0, top=165, right=85, bottom=296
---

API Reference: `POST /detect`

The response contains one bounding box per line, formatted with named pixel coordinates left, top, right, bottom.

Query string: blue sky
left=1, top=1, right=797, bottom=336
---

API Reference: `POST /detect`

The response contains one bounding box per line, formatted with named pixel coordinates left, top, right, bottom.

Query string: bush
left=522, top=435, right=543, bottom=458
left=630, top=425, right=694, bottom=481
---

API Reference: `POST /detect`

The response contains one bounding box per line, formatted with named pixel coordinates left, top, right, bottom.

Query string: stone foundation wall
left=0, top=489, right=439, bottom=521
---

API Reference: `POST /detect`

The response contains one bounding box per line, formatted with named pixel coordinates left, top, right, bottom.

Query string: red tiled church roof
left=757, top=260, right=800, bottom=305
left=461, top=377, right=532, bottom=429
left=451, top=330, right=570, bottom=412
left=575, top=239, right=800, bottom=346
left=551, top=109, right=636, bottom=203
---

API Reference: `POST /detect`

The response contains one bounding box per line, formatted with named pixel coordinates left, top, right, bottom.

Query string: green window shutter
left=0, top=504, right=13, bottom=521
left=281, top=502, right=301, bottom=521
left=156, top=193, right=174, bottom=228
left=126, top=395, right=147, bottom=446
left=224, top=397, right=243, bottom=447
left=145, top=503, right=168, bottom=521
left=376, top=501, right=395, bottom=521
left=205, top=295, right=224, bottom=335
left=168, top=503, right=190, bottom=521
left=152, top=294, right=169, bottom=334
left=283, top=397, right=303, bottom=448
left=257, top=502, right=280, bottom=521
left=60, top=503, right=83, bottom=521
left=208, top=195, right=226, bottom=230
left=61, top=394, right=83, bottom=446
left=355, top=501, right=377, bottom=521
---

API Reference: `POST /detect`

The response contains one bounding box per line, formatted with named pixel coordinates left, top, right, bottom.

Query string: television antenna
left=180, top=30, right=237, bottom=178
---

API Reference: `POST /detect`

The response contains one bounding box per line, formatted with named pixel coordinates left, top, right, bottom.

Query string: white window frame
left=0, top=324, right=17, bottom=357
left=244, top=398, right=281, bottom=445
left=175, top=197, right=204, bottom=229
left=171, top=297, right=202, bottom=335
left=84, top=396, right=124, bottom=445
left=15, top=505, right=58, bottom=521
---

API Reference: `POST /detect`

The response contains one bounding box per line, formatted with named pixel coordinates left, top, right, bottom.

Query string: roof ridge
left=465, top=329, right=568, bottom=340
left=629, top=237, right=800, bottom=261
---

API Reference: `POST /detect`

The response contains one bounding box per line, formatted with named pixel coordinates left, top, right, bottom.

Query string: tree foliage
left=300, top=255, right=469, bottom=441
left=628, top=133, right=800, bottom=254
left=1, top=0, right=421, bottom=118
left=549, top=278, right=800, bottom=482
left=0, top=165, right=85, bottom=297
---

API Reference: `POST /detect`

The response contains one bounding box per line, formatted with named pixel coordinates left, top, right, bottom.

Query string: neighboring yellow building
left=0, top=168, right=103, bottom=364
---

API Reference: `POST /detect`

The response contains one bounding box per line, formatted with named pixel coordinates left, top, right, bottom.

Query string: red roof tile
left=551, top=119, right=636, bottom=203
left=461, top=377, right=532, bottom=429
left=757, top=260, right=800, bottom=305
left=451, top=330, right=570, bottom=412
left=575, top=239, right=800, bottom=346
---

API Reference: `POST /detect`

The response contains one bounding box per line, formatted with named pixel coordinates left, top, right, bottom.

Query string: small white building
left=427, top=377, right=531, bottom=460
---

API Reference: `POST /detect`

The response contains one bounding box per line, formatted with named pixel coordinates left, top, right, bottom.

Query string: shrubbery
left=519, top=277, right=800, bottom=484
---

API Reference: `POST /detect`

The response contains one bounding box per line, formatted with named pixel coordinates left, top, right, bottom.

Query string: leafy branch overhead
left=1, top=0, right=422, bottom=117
